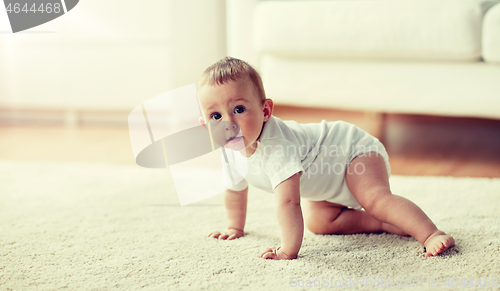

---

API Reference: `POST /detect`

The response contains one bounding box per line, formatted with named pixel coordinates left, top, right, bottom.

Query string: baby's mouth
left=227, top=136, right=243, bottom=144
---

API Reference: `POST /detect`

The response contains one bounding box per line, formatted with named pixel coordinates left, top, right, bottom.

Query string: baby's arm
left=260, top=173, right=303, bottom=260
left=208, top=187, right=248, bottom=240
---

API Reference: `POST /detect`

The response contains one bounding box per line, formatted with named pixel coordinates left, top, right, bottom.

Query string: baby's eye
left=210, top=113, right=222, bottom=120
left=234, top=106, right=245, bottom=114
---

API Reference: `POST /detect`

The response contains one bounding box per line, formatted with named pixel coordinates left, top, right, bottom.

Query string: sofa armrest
left=483, top=3, right=500, bottom=63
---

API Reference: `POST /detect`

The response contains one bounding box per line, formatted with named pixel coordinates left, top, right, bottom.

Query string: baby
left=197, top=56, right=455, bottom=260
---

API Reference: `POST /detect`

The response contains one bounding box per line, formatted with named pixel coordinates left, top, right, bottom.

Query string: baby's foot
left=423, top=230, right=455, bottom=258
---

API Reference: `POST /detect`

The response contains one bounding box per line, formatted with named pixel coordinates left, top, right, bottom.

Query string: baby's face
left=198, top=78, right=272, bottom=157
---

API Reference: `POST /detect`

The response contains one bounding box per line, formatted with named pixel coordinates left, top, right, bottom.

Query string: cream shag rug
left=1, top=161, right=499, bottom=290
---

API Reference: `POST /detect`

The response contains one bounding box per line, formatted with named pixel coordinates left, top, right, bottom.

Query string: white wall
left=0, top=0, right=226, bottom=112
left=170, top=0, right=227, bottom=88
left=226, top=0, right=260, bottom=67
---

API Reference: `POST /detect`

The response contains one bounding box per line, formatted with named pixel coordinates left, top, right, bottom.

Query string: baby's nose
left=225, top=122, right=238, bottom=131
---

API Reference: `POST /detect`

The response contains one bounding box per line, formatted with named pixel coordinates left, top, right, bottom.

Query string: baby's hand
left=260, top=247, right=296, bottom=260
left=207, top=228, right=244, bottom=240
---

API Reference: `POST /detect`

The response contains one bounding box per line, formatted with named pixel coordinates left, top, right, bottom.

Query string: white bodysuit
left=221, top=116, right=390, bottom=209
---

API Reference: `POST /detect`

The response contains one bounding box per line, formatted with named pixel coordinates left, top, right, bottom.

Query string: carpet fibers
left=1, top=161, right=500, bottom=290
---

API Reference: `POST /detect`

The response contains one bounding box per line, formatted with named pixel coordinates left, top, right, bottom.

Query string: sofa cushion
left=254, top=0, right=486, bottom=61
left=260, top=55, right=500, bottom=119
left=483, top=3, right=500, bottom=63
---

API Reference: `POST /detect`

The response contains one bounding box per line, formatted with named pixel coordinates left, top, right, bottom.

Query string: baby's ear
left=263, top=99, right=274, bottom=122
left=199, top=116, right=207, bottom=129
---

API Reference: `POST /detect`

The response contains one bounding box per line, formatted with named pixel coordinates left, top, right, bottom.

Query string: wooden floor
left=1, top=106, right=500, bottom=177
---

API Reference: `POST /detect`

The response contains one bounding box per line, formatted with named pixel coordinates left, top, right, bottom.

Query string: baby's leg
left=345, top=153, right=455, bottom=257
left=303, top=200, right=406, bottom=236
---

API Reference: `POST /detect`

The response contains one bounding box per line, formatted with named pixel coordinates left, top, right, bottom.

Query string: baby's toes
left=437, top=242, right=445, bottom=253
left=446, top=236, right=455, bottom=248
left=425, top=245, right=438, bottom=257
left=425, top=247, right=434, bottom=257
left=435, top=240, right=450, bottom=255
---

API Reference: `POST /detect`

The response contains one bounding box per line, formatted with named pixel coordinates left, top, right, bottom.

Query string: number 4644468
left=443, top=277, right=498, bottom=287
left=6, top=2, right=62, bottom=14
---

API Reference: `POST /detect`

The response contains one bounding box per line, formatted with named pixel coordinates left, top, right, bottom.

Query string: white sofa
left=226, top=0, right=500, bottom=121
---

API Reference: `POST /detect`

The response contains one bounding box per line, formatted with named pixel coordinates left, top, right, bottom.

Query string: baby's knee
left=305, top=219, right=332, bottom=235
left=304, top=204, right=344, bottom=235
left=358, top=188, right=393, bottom=216
left=304, top=210, right=322, bottom=234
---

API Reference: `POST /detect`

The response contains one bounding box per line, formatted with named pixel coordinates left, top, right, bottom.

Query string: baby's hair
left=198, top=56, right=266, bottom=102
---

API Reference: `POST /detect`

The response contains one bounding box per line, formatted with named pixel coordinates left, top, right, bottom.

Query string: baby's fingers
left=218, top=233, right=229, bottom=240
left=260, top=248, right=273, bottom=257
left=261, top=251, right=277, bottom=260
left=208, top=231, right=221, bottom=239
left=260, top=247, right=276, bottom=259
